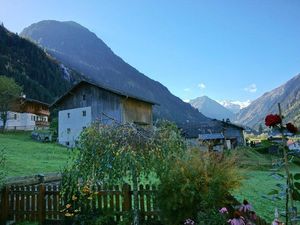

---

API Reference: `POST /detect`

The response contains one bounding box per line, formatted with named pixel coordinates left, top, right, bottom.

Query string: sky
left=1, top=0, right=300, bottom=104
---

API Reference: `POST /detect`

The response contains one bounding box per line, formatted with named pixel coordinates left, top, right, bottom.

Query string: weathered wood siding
left=224, top=127, right=245, bottom=146
left=12, top=101, right=49, bottom=116
left=56, top=83, right=123, bottom=124
left=122, top=98, right=153, bottom=126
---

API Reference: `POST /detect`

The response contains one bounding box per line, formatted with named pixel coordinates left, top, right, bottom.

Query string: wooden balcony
left=35, top=121, right=50, bottom=127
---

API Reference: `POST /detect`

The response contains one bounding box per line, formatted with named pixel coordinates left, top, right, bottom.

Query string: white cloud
left=184, top=88, right=191, bottom=92
left=244, top=83, right=257, bottom=93
left=198, top=83, right=206, bottom=89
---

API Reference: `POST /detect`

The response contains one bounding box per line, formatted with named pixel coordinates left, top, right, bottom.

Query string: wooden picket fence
left=0, top=183, right=270, bottom=225
left=0, top=183, right=158, bottom=225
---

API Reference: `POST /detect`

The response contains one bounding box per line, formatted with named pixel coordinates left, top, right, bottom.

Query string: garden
left=58, top=121, right=242, bottom=225
left=1, top=113, right=300, bottom=225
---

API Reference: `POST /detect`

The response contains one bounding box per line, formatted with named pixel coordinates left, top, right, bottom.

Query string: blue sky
left=1, top=0, right=300, bottom=103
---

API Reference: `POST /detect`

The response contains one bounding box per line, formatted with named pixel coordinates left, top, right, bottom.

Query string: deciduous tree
left=61, top=120, right=185, bottom=225
left=0, top=76, right=22, bottom=132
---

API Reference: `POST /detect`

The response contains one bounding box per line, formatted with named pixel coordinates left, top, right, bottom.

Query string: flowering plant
left=265, top=114, right=282, bottom=127
left=264, top=104, right=300, bottom=225
left=286, top=123, right=298, bottom=134
left=265, top=114, right=298, bottom=135
left=184, top=218, right=196, bottom=225
left=60, top=180, right=100, bottom=224
left=60, top=202, right=80, bottom=217
left=219, top=207, right=228, bottom=214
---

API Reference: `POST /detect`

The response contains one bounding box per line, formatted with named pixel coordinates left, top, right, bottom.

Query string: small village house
left=180, top=119, right=245, bottom=150
left=0, top=97, right=50, bottom=131
left=220, top=120, right=245, bottom=148
left=51, top=80, right=156, bottom=147
left=199, top=133, right=225, bottom=151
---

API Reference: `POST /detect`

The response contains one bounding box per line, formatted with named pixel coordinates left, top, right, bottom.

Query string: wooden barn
left=51, top=80, right=157, bottom=147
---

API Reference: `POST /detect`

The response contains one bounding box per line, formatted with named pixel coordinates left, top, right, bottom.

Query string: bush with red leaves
left=265, top=114, right=282, bottom=127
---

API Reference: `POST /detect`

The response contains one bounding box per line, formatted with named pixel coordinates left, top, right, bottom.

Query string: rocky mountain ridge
left=21, top=20, right=209, bottom=123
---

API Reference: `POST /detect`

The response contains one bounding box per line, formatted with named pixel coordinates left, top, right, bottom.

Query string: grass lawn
left=0, top=131, right=70, bottom=178
left=232, top=148, right=300, bottom=222
left=1, top=132, right=299, bottom=223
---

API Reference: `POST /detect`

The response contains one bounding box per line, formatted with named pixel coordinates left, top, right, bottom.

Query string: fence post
left=122, top=183, right=132, bottom=211
left=37, top=184, right=46, bottom=225
left=0, top=186, right=9, bottom=225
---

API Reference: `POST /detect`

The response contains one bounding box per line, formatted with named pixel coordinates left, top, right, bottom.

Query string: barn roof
left=51, top=80, right=159, bottom=107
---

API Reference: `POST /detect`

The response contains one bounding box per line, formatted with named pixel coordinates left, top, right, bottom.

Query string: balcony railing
left=35, top=121, right=50, bottom=127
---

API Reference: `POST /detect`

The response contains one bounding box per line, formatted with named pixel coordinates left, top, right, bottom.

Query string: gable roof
left=21, top=97, right=50, bottom=107
left=179, top=120, right=223, bottom=139
left=179, top=119, right=244, bottom=139
left=219, top=120, right=244, bottom=130
left=51, top=80, right=159, bottom=107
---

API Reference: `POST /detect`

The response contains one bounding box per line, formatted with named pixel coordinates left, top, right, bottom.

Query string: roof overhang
left=51, top=80, right=159, bottom=108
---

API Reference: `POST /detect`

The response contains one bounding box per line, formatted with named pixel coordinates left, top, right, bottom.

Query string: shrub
left=50, top=117, right=58, bottom=140
left=61, top=120, right=185, bottom=225
left=254, top=140, right=276, bottom=154
left=197, top=209, right=228, bottom=225
left=156, top=150, right=241, bottom=225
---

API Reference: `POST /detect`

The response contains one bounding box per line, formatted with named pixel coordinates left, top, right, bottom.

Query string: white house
left=0, top=111, right=36, bottom=130
left=0, top=97, right=50, bottom=131
left=288, top=141, right=300, bottom=151
left=58, top=107, right=92, bottom=147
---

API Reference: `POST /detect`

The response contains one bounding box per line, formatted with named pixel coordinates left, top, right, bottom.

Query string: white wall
left=58, top=106, right=92, bottom=147
left=289, top=142, right=300, bottom=150
left=0, top=111, right=36, bottom=130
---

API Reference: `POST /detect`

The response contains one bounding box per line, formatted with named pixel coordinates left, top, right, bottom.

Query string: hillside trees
left=0, top=25, right=80, bottom=104
left=0, top=76, right=22, bottom=132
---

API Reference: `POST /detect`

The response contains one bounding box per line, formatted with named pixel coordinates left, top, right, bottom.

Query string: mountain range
left=236, top=74, right=300, bottom=129
left=2, top=19, right=299, bottom=129
left=189, top=74, right=300, bottom=130
left=190, top=96, right=235, bottom=121
left=20, top=20, right=209, bottom=124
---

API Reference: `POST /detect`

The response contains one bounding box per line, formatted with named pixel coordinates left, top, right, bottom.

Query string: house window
left=14, top=114, right=17, bottom=120
left=83, top=94, right=86, bottom=101
left=66, top=141, right=70, bottom=146
left=67, top=113, right=70, bottom=118
left=67, top=128, right=71, bottom=134
left=82, top=110, right=86, bottom=117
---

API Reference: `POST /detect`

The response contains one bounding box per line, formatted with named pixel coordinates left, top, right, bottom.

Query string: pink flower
left=219, top=207, right=228, bottom=214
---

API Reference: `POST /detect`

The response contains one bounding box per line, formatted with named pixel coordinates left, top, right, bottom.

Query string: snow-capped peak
left=217, top=100, right=251, bottom=113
